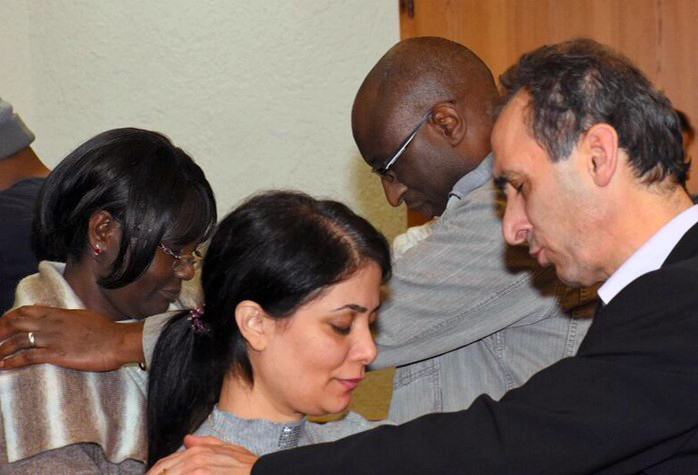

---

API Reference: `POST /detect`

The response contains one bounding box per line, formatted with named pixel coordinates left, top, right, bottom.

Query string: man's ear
left=87, top=210, right=120, bottom=257
left=430, top=102, right=466, bottom=146
left=235, top=300, right=269, bottom=351
left=582, top=123, right=619, bottom=188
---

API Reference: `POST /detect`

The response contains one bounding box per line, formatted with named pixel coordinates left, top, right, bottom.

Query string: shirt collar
left=447, top=153, right=493, bottom=207
left=598, top=204, right=698, bottom=304
left=204, top=406, right=307, bottom=455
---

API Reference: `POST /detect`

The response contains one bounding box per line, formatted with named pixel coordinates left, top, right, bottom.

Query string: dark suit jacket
left=253, top=222, right=698, bottom=474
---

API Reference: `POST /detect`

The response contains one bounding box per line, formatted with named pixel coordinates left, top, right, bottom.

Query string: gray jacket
left=373, top=156, right=597, bottom=423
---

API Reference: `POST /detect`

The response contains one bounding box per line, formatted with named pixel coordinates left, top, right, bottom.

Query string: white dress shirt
left=598, top=204, right=698, bottom=305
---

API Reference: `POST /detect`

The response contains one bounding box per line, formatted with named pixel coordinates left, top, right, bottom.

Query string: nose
left=381, top=177, right=408, bottom=207
left=174, top=262, right=196, bottom=281
left=351, top=322, right=378, bottom=366
left=502, top=195, right=532, bottom=246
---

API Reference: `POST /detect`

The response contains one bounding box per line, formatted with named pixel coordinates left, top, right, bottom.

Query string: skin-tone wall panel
left=400, top=0, right=698, bottom=211
left=656, top=0, right=698, bottom=191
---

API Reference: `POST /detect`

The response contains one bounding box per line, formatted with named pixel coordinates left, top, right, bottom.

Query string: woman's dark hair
left=147, top=190, right=391, bottom=467
left=33, top=127, right=217, bottom=288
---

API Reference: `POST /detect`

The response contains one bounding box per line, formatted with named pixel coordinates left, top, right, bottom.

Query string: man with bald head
left=352, top=37, right=494, bottom=220
left=355, top=37, right=596, bottom=424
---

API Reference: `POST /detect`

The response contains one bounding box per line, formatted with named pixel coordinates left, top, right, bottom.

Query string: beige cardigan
left=0, top=262, right=148, bottom=474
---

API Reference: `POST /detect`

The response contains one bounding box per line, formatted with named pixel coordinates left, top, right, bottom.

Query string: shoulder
left=397, top=181, right=504, bottom=260
left=440, top=181, right=503, bottom=226
left=12, top=262, right=74, bottom=309
left=306, top=412, right=389, bottom=443
left=584, top=260, right=698, bottom=355
left=0, top=178, right=43, bottom=212
left=393, top=180, right=539, bottom=277
left=611, top=259, right=698, bottom=312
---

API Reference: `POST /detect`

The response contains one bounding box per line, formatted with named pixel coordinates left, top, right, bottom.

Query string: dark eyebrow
left=332, top=303, right=384, bottom=314
left=493, top=175, right=508, bottom=191
left=332, top=304, right=368, bottom=313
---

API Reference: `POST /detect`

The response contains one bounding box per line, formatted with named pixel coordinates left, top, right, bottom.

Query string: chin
left=138, top=303, right=169, bottom=319
left=555, top=267, right=594, bottom=289
left=322, top=399, right=352, bottom=416
left=411, top=204, right=439, bottom=221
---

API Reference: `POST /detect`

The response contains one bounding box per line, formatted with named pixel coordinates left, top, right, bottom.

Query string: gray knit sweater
left=191, top=407, right=385, bottom=456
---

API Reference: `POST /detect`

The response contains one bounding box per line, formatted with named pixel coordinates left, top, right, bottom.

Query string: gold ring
left=27, top=332, right=36, bottom=348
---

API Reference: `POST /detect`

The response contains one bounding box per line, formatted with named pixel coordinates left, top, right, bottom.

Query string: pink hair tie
left=188, top=306, right=210, bottom=335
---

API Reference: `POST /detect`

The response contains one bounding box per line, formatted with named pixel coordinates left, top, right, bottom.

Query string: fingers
left=0, top=306, right=128, bottom=372
left=1, top=348, right=54, bottom=369
left=147, top=450, right=182, bottom=474
left=0, top=325, right=58, bottom=369
left=0, top=331, right=40, bottom=360
left=147, top=447, right=215, bottom=475
left=0, top=306, right=47, bottom=339
left=147, top=444, right=257, bottom=475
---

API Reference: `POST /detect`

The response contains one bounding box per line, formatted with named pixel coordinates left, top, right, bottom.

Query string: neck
left=62, top=259, right=126, bottom=322
left=218, top=372, right=303, bottom=423
left=0, top=147, right=50, bottom=191
left=599, top=183, right=694, bottom=276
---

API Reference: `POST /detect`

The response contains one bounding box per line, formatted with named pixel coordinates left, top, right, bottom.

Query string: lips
left=336, top=378, right=363, bottom=392
left=404, top=199, right=423, bottom=212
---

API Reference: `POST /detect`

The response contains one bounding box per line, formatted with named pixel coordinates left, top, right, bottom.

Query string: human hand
left=146, top=435, right=258, bottom=475
left=0, top=305, right=144, bottom=371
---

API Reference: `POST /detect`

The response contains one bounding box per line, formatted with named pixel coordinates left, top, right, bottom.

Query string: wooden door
left=400, top=0, right=698, bottom=224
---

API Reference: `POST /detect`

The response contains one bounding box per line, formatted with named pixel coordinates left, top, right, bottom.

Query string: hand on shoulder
left=0, top=305, right=144, bottom=371
left=146, top=435, right=257, bottom=475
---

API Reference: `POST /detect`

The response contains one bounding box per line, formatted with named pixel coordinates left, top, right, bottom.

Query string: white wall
left=0, top=1, right=405, bottom=239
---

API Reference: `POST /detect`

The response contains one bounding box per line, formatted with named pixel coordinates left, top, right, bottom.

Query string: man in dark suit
left=0, top=97, right=49, bottom=314
left=148, top=38, right=698, bottom=474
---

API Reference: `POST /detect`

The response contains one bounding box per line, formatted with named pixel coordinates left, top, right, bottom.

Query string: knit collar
left=203, top=406, right=308, bottom=456
left=448, top=153, right=494, bottom=202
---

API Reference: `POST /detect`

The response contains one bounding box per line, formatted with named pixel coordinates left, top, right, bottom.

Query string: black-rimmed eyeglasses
left=371, top=112, right=431, bottom=178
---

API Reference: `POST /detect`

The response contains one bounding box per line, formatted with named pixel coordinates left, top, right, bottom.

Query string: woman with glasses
left=0, top=128, right=216, bottom=473
left=146, top=190, right=391, bottom=470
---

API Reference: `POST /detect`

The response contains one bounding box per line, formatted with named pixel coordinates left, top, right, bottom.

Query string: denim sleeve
left=372, top=182, right=559, bottom=369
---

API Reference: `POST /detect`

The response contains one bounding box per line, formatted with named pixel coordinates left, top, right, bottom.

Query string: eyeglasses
left=371, top=112, right=431, bottom=178
left=158, top=243, right=203, bottom=271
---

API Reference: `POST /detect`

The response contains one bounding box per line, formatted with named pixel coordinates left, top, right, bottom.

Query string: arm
left=373, top=184, right=555, bottom=368
left=0, top=305, right=144, bottom=371
left=249, top=270, right=698, bottom=473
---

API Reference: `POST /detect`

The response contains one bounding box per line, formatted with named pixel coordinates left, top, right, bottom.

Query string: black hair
left=147, top=190, right=391, bottom=467
left=499, top=38, right=689, bottom=186
left=32, top=127, right=217, bottom=288
left=676, top=109, right=695, bottom=143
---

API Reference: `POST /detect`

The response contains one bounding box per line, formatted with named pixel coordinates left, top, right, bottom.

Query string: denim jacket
left=372, top=156, right=597, bottom=423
